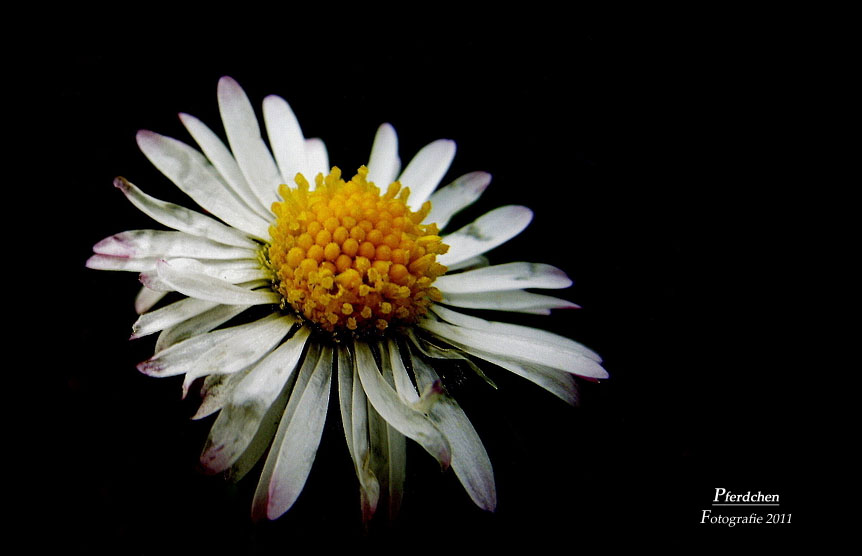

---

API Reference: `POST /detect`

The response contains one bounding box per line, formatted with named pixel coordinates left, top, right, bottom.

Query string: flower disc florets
left=268, top=166, right=448, bottom=337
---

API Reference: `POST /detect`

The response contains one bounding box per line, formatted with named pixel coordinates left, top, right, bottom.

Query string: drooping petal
left=200, top=326, right=311, bottom=474
left=113, top=176, right=258, bottom=248
left=337, top=345, right=380, bottom=522
left=403, top=342, right=497, bottom=511
left=337, top=346, right=356, bottom=463
left=136, top=130, right=271, bottom=239
left=384, top=421, right=406, bottom=519
left=438, top=205, right=533, bottom=267
left=365, top=386, right=406, bottom=520
left=439, top=290, right=580, bottom=315
left=425, top=172, right=492, bottom=230
left=154, top=260, right=280, bottom=306
left=366, top=123, right=400, bottom=188
left=385, top=339, right=443, bottom=411
left=435, top=262, right=572, bottom=294
left=386, top=340, right=421, bottom=405
left=253, top=345, right=333, bottom=520
left=179, top=113, right=272, bottom=218
left=93, top=230, right=258, bottom=261
left=217, top=76, right=284, bottom=209
left=398, top=139, right=456, bottom=208
left=419, top=318, right=608, bottom=379
left=354, top=342, right=451, bottom=469
left=263, top=94, right=308, bottom=190
left=376, top=344, right=409, bottom=518
left=431, top=304, right=602, bottom=362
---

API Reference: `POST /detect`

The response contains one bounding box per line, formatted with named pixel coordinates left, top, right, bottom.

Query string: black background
left=29, top=15, right=813, bottom=554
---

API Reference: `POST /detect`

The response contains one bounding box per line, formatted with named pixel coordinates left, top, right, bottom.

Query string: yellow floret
left=267, top=166, right=450, bottom=336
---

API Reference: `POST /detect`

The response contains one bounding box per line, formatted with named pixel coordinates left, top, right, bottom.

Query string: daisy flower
left=86, top=76, right=608, bottom=522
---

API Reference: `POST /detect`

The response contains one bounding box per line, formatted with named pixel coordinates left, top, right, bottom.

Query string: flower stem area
left=39, top=26, right=808, bottom=553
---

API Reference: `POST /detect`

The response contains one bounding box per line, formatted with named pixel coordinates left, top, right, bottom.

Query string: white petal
left=226, top=365, right=295, bottom=483
left=386, top=339, right=443, bottom=412
left=406, top=344, right=497, bottom=511
left=228, top=336, right=324, bottom=484
left=366, top=123, right=400, bottom=187
left=139, top=258, right=268, bottom=291
left=178, top=318, right=291, bottom=397
left=354, top=342, right=451, bottom=469
left=155, top=259, right=279, bottom=306
left=231, top=326, right=310, bottom=405
left=138, top=314, right=293, bottom=398
left=200, top=326, right=311, bottom=474
left=93, top=230, right=258, bottom=260
left=136, top=130, right=270, bottom=239
left=142, top=271, right=270, bottom=295
left=438, top=205, right=533, bottom=267
left=384, top=421, right=406, bottom=519
left=140, top=313, right=278, bottom=377
left=192, top=368, right=253, bottom=420
left=155, top=304, right=250, bottom=353
left=398, top=139, right=456, bottom=208
left=403, top=328, right=493, bottom=386
left=179, top=113, right=273, bottom=218
left=372, top=341, right=412, bottom=519
left=254, top=345, right=333, bottom=520
left=85, top=254, right=157, bottom=273
left=445, top=255, right=489, bottom=272
left=252, top=346, right=319, bottom=520
left=431, top=304, right=602, bottom=362
left=420, top=319, right=608, bottom=379
left=114, top=177, right=257, bottom=248
left=435, top=262, right=572, bottom=294
left=337, top=346, right=379, bottom=521
left=363, top=369, right=407, bottom=521
left=440, top=290, right=580, bottom=315
left=131, top=297, right=220, bottom=339
left=386, top=340, right=421, bottom=405
left=304, top=138, right=329, bottom=181
left=375, top=347, right=407, bottom=518
left=217, top=76, right=283, bottom=208
left=134, top=286, right=167, bottom=314
left=460, top=347, right=579, bottom=405
left=337, top=346, right=357, bottom=464
left=263, top=94, right=308, bottom=189
left=425, top=172, right=492, bottom=230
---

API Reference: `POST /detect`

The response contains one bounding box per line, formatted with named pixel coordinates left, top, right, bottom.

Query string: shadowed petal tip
left=113, top=176, right=131, bottom=191
left=136, top=358, right=162, bottom=376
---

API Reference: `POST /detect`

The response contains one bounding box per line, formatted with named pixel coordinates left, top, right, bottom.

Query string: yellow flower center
left=267, top=166, right=448, bottom=337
